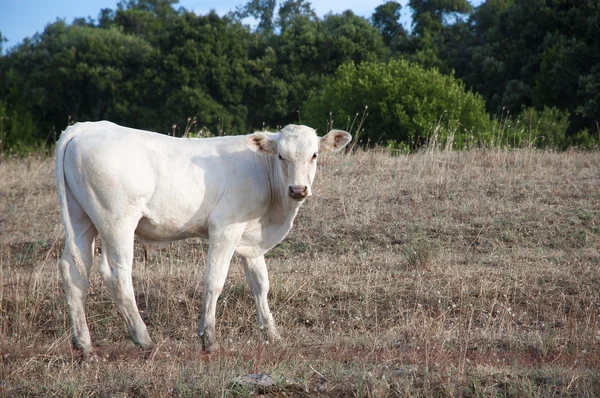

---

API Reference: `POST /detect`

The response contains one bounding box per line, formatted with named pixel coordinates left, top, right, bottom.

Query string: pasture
left=1, top=148, right=600, bottom=396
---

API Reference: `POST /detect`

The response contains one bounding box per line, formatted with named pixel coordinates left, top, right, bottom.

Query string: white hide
left=55, top=121, right=351, bottom=355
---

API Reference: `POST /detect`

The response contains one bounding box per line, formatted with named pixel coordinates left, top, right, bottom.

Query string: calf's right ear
left=320, top=129, right=352, bottom=153
left=246, top=133, right=278, bottom=155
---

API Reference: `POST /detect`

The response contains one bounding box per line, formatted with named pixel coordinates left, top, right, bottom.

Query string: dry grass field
left=1, top=148, right=600, bottom=396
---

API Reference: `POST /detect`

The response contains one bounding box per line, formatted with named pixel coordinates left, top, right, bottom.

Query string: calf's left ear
left=246, top=133, right=278, bottom=155
left=319, top=129, right=352, bottom=153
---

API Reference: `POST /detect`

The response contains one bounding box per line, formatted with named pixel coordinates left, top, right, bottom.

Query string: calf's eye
left=312, top=153, right=318, bottom=160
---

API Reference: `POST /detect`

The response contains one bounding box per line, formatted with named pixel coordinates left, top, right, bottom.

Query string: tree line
left=0, top=0, right=598, bottom=152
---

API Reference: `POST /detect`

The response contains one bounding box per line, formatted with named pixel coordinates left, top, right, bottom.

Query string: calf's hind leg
left=58, top=196, right=97, bottom=357
left=98, top=230, right=153, bottom=350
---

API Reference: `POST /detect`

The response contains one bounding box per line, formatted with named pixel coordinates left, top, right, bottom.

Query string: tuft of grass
left=1, top=147, right=600, bottom=396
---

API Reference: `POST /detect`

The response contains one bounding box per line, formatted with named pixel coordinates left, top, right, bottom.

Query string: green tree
left=410, top=0, right=472, bottom=37
left=321, top=11, right=386, bottom=71
left=0, top=21, right=155, bottom=139
left=244, top=45, right=290, bottom=129
left=0, top=30, right=5, bottom=54
left=371, top=1, right=407, bottom=50
left=445, top=0, right=600, bottom=136
left=406, top=0, right=472, bottom=72
left=234, top=0, right=277, bottom=34
left=156, top=11, right=254, bottom=133
left=273, top=10, right=386, bottom=126
left=277, top=0, right=317, bottom=32
left=0, top=31, right=40, bottom=152
left=114, top=0, right=180, bottom=40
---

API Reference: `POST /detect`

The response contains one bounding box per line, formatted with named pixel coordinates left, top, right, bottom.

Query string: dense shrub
left=302, top=59, right=492, bottom=149
left=489, top=106, right=598, bottom=149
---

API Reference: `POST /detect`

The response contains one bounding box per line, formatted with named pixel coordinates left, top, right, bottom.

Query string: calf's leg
left=98, top=231, right=153, bottom=350
left=241, top=255, right=280, bottom=342
left=199, top=224, right=244, bottom=352
left=58, top=195, right=97, bottom=358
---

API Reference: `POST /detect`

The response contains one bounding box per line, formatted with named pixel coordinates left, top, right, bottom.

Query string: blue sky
left=1, top=0, right=416, bottom=53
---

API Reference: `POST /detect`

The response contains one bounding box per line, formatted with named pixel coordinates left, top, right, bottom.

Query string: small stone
left=231, top=373, right=303, bottom=392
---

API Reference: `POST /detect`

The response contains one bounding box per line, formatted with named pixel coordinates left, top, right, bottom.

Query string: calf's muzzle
left=288, top=185, right=309, bottom=200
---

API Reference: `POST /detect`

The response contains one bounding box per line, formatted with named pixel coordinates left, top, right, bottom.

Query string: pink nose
left=288, top=185, right=308, bottom=199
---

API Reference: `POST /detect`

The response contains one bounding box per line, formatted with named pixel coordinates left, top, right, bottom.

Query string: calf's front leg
left=241, top=255, right=280, bottom=343
left=199, top=224, right=244, bottom=352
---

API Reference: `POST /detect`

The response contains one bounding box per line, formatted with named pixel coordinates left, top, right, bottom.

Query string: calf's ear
left=319, top=129, right=352, bottom=153
left=246, top=133, right=278, bottom=155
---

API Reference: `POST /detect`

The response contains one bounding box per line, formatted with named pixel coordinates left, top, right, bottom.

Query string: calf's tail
left=55, top=124, right=87, bottom=277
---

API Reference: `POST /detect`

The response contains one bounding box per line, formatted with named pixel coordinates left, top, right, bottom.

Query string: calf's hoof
left=201, top=333, right=219, bottom=353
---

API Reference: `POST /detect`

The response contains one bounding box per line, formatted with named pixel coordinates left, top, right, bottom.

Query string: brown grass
left=1, top=148, right=600, bottom=396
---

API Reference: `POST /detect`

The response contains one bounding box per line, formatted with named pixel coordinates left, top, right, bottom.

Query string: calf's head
left=246, top=125, right=352, bottom=201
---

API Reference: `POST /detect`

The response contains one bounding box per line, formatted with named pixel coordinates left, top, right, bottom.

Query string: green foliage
left=520, top=106, right=570, bottom=148
left=483, top=105, right=598, bottom=149
left=0, top=21, right=156, bottom=137
left=321, top=11, right=386, bottom=69
left=273, top=9, right=386, bottom=124
left=404, top=0, right=472, bottom=73
left=442, top=0, right=600, bottom=136
left=0, top=101, right=39, bottom=154
left=0, top=0, right=599, bottom=151
left=0, top=0, right=390, bottom=146
left=277, top=0, right=317, bottom=32
left=490, top=106, right=572, bottom=149
left=235, top=0, right=277, bottom=34
left=569, top=129, right=598, bottom=149
left=156, top=10, right=254, bottom=133
left=302, top=59, right=491, bottom=149
left=409, top=0, right=472, bottom=37
left=371, top=2, right=405, bottom=44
